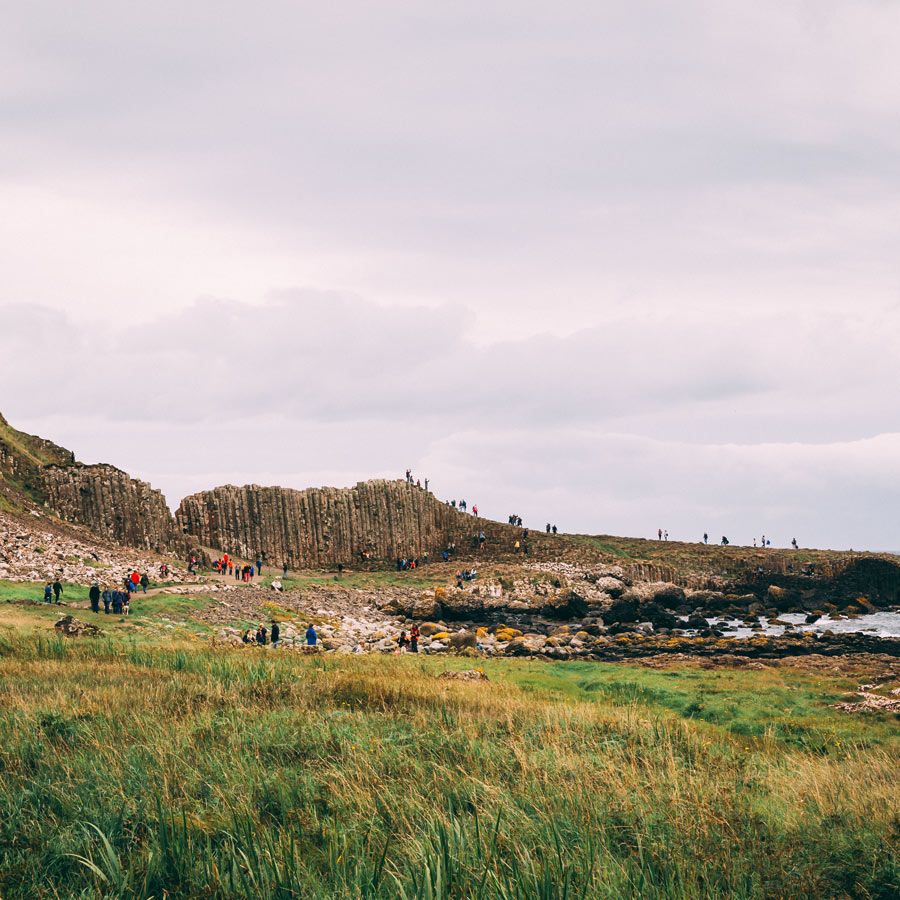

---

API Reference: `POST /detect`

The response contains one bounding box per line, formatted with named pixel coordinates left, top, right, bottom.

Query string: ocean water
left=700, top=611, right=900, bottom=639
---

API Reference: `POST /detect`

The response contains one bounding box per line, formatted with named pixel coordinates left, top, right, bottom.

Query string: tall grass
left=0, top=638, right=896, bottom=898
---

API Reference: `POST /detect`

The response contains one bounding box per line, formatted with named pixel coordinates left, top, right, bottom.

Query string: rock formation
left=177, top=480, right=515, bottom=566
left=42, top=463, right=182, bottom=552
left=0, top=412, right=75, bottom=504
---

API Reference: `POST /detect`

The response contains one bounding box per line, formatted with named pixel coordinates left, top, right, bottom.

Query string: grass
left=0, top=627, right=896, bottom=898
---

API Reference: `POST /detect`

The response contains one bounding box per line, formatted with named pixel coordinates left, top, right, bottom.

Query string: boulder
left=542, top=590, right=588, bottom=619
left=604, top=596, right=640, bottom=624
left=449, top=631, right=478, bottom=650
left=418, top=622, right=444, bottom=637
left=54, top=615, right=102, bottom=638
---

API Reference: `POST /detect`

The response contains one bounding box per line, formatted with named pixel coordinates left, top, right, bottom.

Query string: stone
left=449, top=631, right=478, bottom=650
left=54, top=615, right=102, bottom=637
left=439, top=669, right=488, bottom=682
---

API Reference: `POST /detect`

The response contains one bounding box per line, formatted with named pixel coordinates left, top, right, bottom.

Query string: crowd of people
left=242, top=621, right=318, bottom=647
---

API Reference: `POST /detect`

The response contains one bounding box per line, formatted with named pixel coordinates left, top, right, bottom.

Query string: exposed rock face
left=42, top=464, right=181, bottom=552
left=177, top=481, right=513, bottom=566
left=0, top=412, right=75, bottom=504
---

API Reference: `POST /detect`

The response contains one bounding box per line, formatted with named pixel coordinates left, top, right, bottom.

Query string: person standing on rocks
left=52, top=579, right=63, bottom=604
left=89, top=583, right=101, bottom=613
left=658, top=528, right=662, bottom=540
left=546, top=523, right=551, bottom=533
left=703, top=533, right=708, bottom=544
left=397, top=631, right=408, bottom=653
left=270, top=620, right=280, bottom=648
left=409, top=623, right=420, bottom=653
left=306, top=623, right=317, bottom=646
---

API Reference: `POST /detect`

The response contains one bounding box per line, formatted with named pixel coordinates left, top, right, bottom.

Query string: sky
left=2, top=1, right=899, bottom=550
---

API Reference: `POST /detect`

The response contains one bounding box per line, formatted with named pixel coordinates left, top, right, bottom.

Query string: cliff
left=41, top=463, right=182, bottom=552
left=0, top=412, right=76, bottom=505
left=176, top=480, right=516, bottom=566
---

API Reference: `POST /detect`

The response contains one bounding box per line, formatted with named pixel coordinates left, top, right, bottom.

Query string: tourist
left=546, top=523, right=551, bottom=533
left=514, top=540, right=521, bottom=554
left=242, top=629, right=253, bottom=644
left=256, top=624, right=267, bottom=645
left=424, top=478, right=429, bottom=491
left=283, top=562, right=289, bottom=577
left=43, top=583, right=52, bottom=603
left=397, top=631, right=408, bottom=652
left=89, top=583, right=101, bottom=613
left=703, top=533, right=708, bottom=544
left=442, top=549, right=450, bottom=562
left=122, top=593, right=130, bottom=616
left=112, top=591, right=123, bottom=615
left=472, top=504, right=478, bottom=517
left=721, top=536, right=730, bottom=546
left=140, top=573, right=149, bottom=593
left=306, top=623, right=317, bottom=646
left=409, top=623, right=420, bottom=653
left=270, top=620, right=280, bottom=648
left=102, top=588, right=111, bottom=614
left=255, top=557, right=263, bottom=575
left=551, top=525, right=557, bottom=535
left=658, top=528, right=662, bottom=540
left=53, top=579, right=63, bottom=604
left=792, top=537, right=798, bottom=549
left=479, top=530, right=486, bottom=549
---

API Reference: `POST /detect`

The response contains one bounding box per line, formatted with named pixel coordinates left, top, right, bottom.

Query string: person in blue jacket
left=306, top=623, right=317, bottom=646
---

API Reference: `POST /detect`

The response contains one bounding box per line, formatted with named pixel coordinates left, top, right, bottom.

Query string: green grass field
left=0, top=605, right=896, bottom=898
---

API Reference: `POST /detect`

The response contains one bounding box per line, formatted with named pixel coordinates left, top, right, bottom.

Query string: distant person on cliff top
left=53, top=580, right=63, bottom=604
left=89, top=583, right=100, bottom=613
left=472, top=504, right=478, bottom=516
left=546, top=523, right=551, bottom=533
left=424, top=478, right=429, bottom=491
left=721, top=536, right=729, bottom=545
left=792, top=537, right=798, bottom=549
left=552, top=525, right=557, bottom=535
left=658, top=528, right=662, bottom=540
left=306, top=624, right=317, bottom=646
left=703, top=533, right=708, bottom=544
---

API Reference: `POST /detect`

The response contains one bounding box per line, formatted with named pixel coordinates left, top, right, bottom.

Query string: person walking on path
left=43, top=583, right=53, bottom=603
left=89, top=583, right=101, bottom=613
left=306, top=623, right=318, bottom=646
left=256, top=557, right=263, bottom=576
left=52, top=580, right=63, bottom=604
left=140, top=573, right=149, bottom=593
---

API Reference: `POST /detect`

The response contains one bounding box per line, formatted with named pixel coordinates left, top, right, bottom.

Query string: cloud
left=2, top=291, right=900, bottom=550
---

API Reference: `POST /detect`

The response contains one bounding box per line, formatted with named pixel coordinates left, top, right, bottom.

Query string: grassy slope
left=0, top=605, right=896, bottom=898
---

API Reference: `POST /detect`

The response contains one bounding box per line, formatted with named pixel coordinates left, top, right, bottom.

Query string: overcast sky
left=2, top=1, right=899, bottom=549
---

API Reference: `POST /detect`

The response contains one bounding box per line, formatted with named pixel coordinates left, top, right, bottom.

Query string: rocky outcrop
left=177, top=480, right=515, bottom=566
left=0, top=412, right=75, bottom=504
left=42, top=464, right=182, bottom=552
